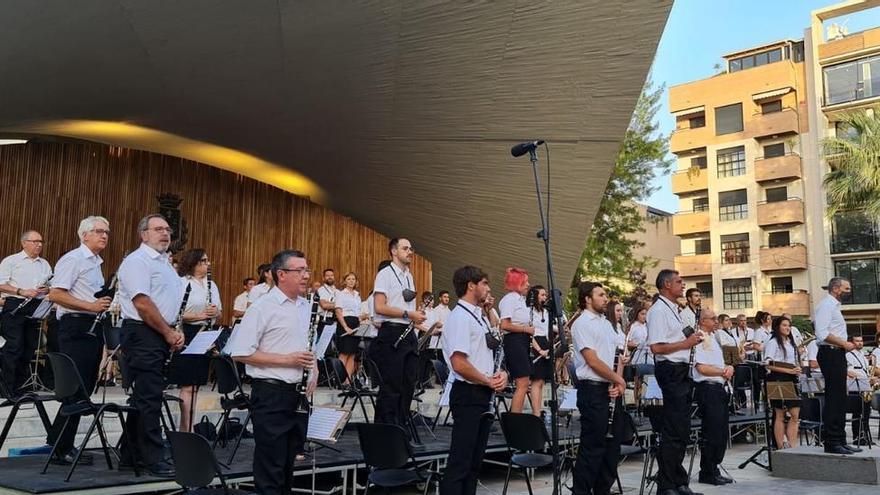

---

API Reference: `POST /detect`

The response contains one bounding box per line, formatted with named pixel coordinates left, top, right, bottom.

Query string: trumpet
left=11, top=274, right=53, bottom=316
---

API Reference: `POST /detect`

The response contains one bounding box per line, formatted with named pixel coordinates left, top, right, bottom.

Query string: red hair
left=504, top=267, right=529, bottom=292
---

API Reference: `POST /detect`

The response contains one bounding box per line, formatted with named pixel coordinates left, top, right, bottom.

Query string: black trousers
left=572, top=381, right=622, bottom=495
left=119, top=320, right=169, bottom=465
left=0, top=297, right=41, bottom=393
left=439, top=381, right=493, bottom=495
left=817, top=346, right=846, bottom=447
left=47, top=315, right=104, bottom=454
left=654, top=361, right=692, bottom=491
left=695, top=382, right=729, bottom=477
left=369, top=322, right=418, bottom=429
left=251, top=380, right=304, bottom=495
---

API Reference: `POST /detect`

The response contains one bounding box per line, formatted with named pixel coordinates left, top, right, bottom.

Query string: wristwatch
left=15, top=288, right=20, bottom=296
left=403, top=310, right=409, bottom=320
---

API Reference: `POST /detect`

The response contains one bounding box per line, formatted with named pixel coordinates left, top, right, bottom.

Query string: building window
left=717, top=146, right=746, bottom=177
left=765, top=186, right=787, bottom=203
left=715, top=103, right=744, bottom=135
left=823, top=54, right=880, bottom=105
left=770, top=277, right=794, bottom=294
left=768, top=231, right=791, bottom=248
left=761, top=100, right=783, bottom=114
left=691, top=156, right=707, bottom=169
left=792, top=41, right=804, bottom=63
left=718, top=189, right=748, bottom=221
left=834, top=258, right=880, bottom=305
left=834, top=121, right=860, bottom=142
left=729, top=48, right=784, bottom=73
left=696, top=281, right=713, bottom=298
left=722, top=278, right=753, bottom=310
left=689, top=115, right=706, bottom=129
left=721, top=233, right=749, bottom=264
left=694, top=238, right=711, bottom=255
left=693, top=197, right=709, bottom=212
left=831, top=210, right=879, bottom=254
left=763, top=142, right=785, bottom=159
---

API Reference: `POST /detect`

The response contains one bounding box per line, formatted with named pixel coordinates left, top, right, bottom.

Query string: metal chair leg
left=42, top=416, right=71, bottom=474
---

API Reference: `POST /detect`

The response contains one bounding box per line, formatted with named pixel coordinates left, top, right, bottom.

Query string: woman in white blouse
left=334, top=272, right=366, bottom=380
left=763, top=315, right=801, bottom=449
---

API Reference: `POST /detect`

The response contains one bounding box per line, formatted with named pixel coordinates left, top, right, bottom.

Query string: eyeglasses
left=90, top=229, right=110, bottom=236
left=24, top=239, right=44, bottom=244
left=144, top=227, right=174, bottom=234
left=199, top=258, right=209, bottom=264
left=278, top=267, right=311, bottom=275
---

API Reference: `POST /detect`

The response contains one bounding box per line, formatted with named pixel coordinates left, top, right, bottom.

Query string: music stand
left=848, top=377, right=873, bottom=449
left=739, top=378, right=798, bottom=471
left=20, top=301, right=53, bottom=392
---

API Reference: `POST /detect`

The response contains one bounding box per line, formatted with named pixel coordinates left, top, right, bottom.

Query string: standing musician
left=0, top=230, right=52, bottom=395
left=438, top=266, right=506, bottom=495
left=499, top=267, right=535, bottom=414
left=647, top=269, right=703, bottom=495
left=764, top=316, right=802, bottom=450
left=845, top=335, right=876, bottom=445
left=169, top=249, right=221, bottom=433
left=815, top=277, right=860, bottom=454
left=781, top=312, right=804, bottom=346
left=570, top=281, right=625, bottom=495
left=692, top=308, right=733, bottom=485
left=317, top=268, right=338, bottom=352
left=368, top=238, right=426, bottom=429
left=232, top=277, right=255, bottom=320
left=417, top=291, right=439, bottom=389
left=680, top=288, right=702, bottom=330
left=334, top=272, right=364, bottom=381
left=44, top=217, right=112, bottom=465
left=225, top=249, right=317, bottom=495
left=247, top=263, right=273, bottom=306
left=528, top=285, right=551, bottom=417
left=431, top=290, right=452, bottom=351
left=116, top=214, right=184, bottom=477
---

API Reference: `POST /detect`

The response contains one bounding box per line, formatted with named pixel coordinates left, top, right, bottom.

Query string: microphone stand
left=526, top=146, right=566, bottom=495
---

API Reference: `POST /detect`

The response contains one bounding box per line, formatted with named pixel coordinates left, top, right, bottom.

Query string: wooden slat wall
left=0, top=142, right=431, bottom=323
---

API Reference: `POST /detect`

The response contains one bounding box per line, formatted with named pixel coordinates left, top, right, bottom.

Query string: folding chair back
left=500, top=412, right=548, bottom=452
left=356, top=422, right=412, bottom=469
left=168, top=431, right=222, bottom=489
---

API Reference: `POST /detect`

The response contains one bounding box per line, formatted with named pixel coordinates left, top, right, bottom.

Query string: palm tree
left=822, top=106, right=880, bottom=218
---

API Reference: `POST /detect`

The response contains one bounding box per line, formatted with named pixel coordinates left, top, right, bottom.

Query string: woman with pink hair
left=499, top=267, right=536, bottom=413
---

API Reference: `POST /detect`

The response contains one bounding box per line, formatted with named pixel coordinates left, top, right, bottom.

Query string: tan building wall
left=630, top=203, right=680, bottom=289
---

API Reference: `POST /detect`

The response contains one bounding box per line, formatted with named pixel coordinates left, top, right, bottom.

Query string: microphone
left=510, top=140, right=545, bottom=158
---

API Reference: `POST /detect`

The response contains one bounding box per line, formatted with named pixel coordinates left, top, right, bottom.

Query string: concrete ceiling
left=0, top=1, right=672, bottom=290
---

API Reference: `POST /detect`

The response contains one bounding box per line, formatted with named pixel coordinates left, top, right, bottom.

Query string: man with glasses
left=225, top=249, right=317, bottom=495
left=44, top=216, right=113, bottom=465
left=116, top=214, right=184, bottom=477
left=0, top=229, right=52, bottom=395
left=369, top=238, right=426, bottom=432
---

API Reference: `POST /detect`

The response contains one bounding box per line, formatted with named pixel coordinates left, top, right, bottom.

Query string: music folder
left=307, top=407, right=350, bottom=443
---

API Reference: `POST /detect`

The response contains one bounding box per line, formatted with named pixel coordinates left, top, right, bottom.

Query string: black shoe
left=697, top=473, right=726, bottom=486
left=50, top=450, right=94, bottom=466
left=824, top=444, right=853, bottom=454
left=717, top=474, right=734, bottom=484
left=677, top=486, right=703, bottom=495
left=146, top=460, right=175, bottom=478
left=843, top=444, right=863, bottom=453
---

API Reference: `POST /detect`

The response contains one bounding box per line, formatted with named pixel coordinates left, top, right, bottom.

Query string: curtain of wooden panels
left=0, top=142, right=431, bottom=324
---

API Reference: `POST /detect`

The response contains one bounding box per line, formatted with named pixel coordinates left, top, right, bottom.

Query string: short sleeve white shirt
left=647, top=295, right=689, bottom=363
left=373, top=264, right=415, bottom=324
left=51, top=244, right=104, bottom=317
left=0, top=250, right=52, bottom=298
left=117, top=243, right=182, bottom=324
left=763, top=338, right=798, bottom=366
left=628, top=321, right=653, bottom=364
left=693, top=334, right=725, bottom=384
left=441, top=299, right=494, bottom=383
left=847, top=350, right=870, bottom=378
left=571, top=310, right=617, bottom=382
left=814, top=294, right=846, bottom=344
left=531, top=308, right=549, bottom=338
left=181, top=275, right=222, bottom=324
left=680, top=306, right=698, bottom=330
left=499, top=291, right=529, bottom=331
left=248, top=283, right=271, bottom=305
left=318, top=284, right=338, bottom=319
left=233, top=291, right=249, bottom=313
left=335, top=288, right=361, bottom=318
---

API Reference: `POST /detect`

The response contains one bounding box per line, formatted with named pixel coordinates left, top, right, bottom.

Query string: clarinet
left=86, top=270, right=122, bottom=337
left=205, top=268, right=215, bottom=329
left=299, top=290, right=321, bottom=393
left=393, top=300, right=420, bottom=349
left=166, top=283, right=192, bottom=367
left=607, top=326, right=631, bottom=438
left=11, top=274, right=53, bottom=316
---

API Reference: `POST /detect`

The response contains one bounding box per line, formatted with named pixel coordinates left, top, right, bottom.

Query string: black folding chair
left=617, top=411, right=648, bottom=494
left=430, top=360, right=451, bottom=430
left=0, top=371, right=54, bottom=453
left=328, top=357, right=375, bottom=422
left=116, top=349, right=181, bottom=432
left=211, top=356, right=252, bottom=464
left=499, top=412, right=553, bottom=495
left=799, top=396, right=823, bottom=446
left=355, top=422, right=434, bottom=494
left=167, top=431, right=249, bottom=494
left=41, top=352, right=137, bottom=481
left=733, top=364, right=753, bottom=412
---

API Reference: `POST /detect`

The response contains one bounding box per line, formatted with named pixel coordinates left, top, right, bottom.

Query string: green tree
left=822, top=106, right=880, bottom=218
left=567, top=81, right=672, bottom=310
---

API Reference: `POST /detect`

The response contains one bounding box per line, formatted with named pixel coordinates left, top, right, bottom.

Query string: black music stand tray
left=739, top=379, right=797, bottom=471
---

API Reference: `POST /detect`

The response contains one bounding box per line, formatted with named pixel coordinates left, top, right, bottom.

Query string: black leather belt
left=578, top=379, right=610, bottom=387
left=252, top=378, right=300, bottom=390
left=60, top=313, right=96, bottom=320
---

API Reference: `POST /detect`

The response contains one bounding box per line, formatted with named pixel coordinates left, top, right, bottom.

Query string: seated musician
left=845, top=335, right=877, bottom=446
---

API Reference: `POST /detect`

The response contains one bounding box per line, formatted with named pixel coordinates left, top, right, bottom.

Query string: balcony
left=670, top=125, right=712, bottom=154
left=757, top=198, right=804, bottom=227
left=754, top=153, right=802, bottom=183
left=674, top=253, right=712, bottom=278
left=749, top=108, right=799, bottom=139
left=759, top=244, right=807, bottom=271
left=671, top=169, right=708, bottom=195
left=673, top=211, right=710, bottom=236
left=761, top=291, right=810, bottom=316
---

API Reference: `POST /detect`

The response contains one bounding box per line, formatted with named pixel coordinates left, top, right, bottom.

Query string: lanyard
left=656, top=296, right=682, bottom=325
left=457, top=304, right=489, bottom=331
left=388, top=264, right=412, bottom=290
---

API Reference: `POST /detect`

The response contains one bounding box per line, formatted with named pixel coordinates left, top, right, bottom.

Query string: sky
left=644, top=0, right=880, bottom=213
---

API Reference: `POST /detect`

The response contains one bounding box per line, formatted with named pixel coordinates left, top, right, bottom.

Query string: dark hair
left=421, top=290, right=432, bottom=300
left=438, top=290, right=449, bottom=298
left=323, top=268, right=334, bottom=275
left=388, top=238, right=409, bottom=255
left=527, top=285, right=546, bottom=311
left=605, top=300, right=621, bottom=328
left=608, top=290, right=620, bottom=298
left=452, top=265, right=488, bottom=298
left=377, top=259, right=392, bottom=273
left=685, top=288, right=701, bottom=299
left=629, top=305, right=647, bottom=323
left=242, top=277, right=255, bottom=286
left=577, top=281, right=603, bottom=310
left=270, top=249, right=306, bottom=284
left=176, top=248, right=206, bottom=277
left=655, top=269, right=679, bottom=291
left=718, top=313, right=730, bottom=324
left=257, top=263, right=271, bottom=276
left=771, top=316, right=795, bottom=360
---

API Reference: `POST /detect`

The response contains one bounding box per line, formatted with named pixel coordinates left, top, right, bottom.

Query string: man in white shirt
left=232, top=277, right=255, bottom=320
left=815, top=277, right=859, bottom=455
left=647, top=269, right=702, bottom=495
left=438, top=266, right=506, bottom=495
left=680, top=288, right=702, bottom=330
left=845, top=335, right=875, bottom=445
left=429, top=290, right=452, bottom=354
left=44, top=216, right=113, bottom=465
left=692, top=308, right=733, bottom=486
left=225, top=249, right=317, bottom=495
left=0, top=229, right=52, bottom=395
left=116, top=214, right=184, bottom=477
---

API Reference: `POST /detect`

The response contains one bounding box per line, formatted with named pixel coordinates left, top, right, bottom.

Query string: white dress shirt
left=693, top=333, right=726, bottom=384
left=318, top=284, right=338, bottom=320
left=429, top=303, right=451, bottom=350
left=814, top=294, right=847, bottom=344
left=248, top=282, right=271, bottom=305
left=51, top=244, right=104, bottom=317
left=225, top=287, right=311, bottom=383
left=871, top=347, right=880, bottom=366
left=363, top=295, right=378, bottom=338
left=847, top=350, right=870, bottom=378
left=790, top=325, right=803, bottom=346
left=181, top=275, right=222, bottom=325
left=499, top=291, right=529, bottom=331
left=628, top=321, right=653, bottom=364
left=680, top=305, right=698, bottom=330
left=233, top=291, right=249, bottom=313
left=441, top=299, right=494, bottom=384
left=716, top=329, right=737, bottom=347
left=0, top=250, right=52, bottom=298
left=335, top=288, right=361, bottom=318
left=373, top=264, right=415, bottom=324
left=531, top=308, right=549, bottom=338
left=117, top=243, right=183, bottom=325
left=764, top=337, right=798, bottom=366
left=434, top=304, right=451, bottom=324
left=571, top=310, right=617, bottom=382
left=807, top=340, right=819, bottom=363
left=647, top=295, right=689, bottom=363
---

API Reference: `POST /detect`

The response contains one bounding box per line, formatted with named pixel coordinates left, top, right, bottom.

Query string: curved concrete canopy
left=0, top=1, right=671, bottom=288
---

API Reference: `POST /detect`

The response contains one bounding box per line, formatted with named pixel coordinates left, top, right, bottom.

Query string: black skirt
left=336, top=316, right=361, bottom=355
left=504, top=333, right=531, bottom=379
left=167, top=323, right=211, bottom=387
left=531, top=335, right=553, bottom=381
left=766, top=371, right=801, bottom=410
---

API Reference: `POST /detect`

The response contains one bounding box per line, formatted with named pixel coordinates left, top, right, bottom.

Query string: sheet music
left=181, top=330, right=222, bottom=355
left=560, top=388, right=578, bottom=410
left=353, top=323, right=372, bottom=337
left=315, top=324, right=336, bottom=357
left=307, top=407, right=349, bottom=442
left=643, top=375, right=663, bottom=400
left=439, top=378, right=452, bottom=407
left=29, top=299, right=54, bottom=320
